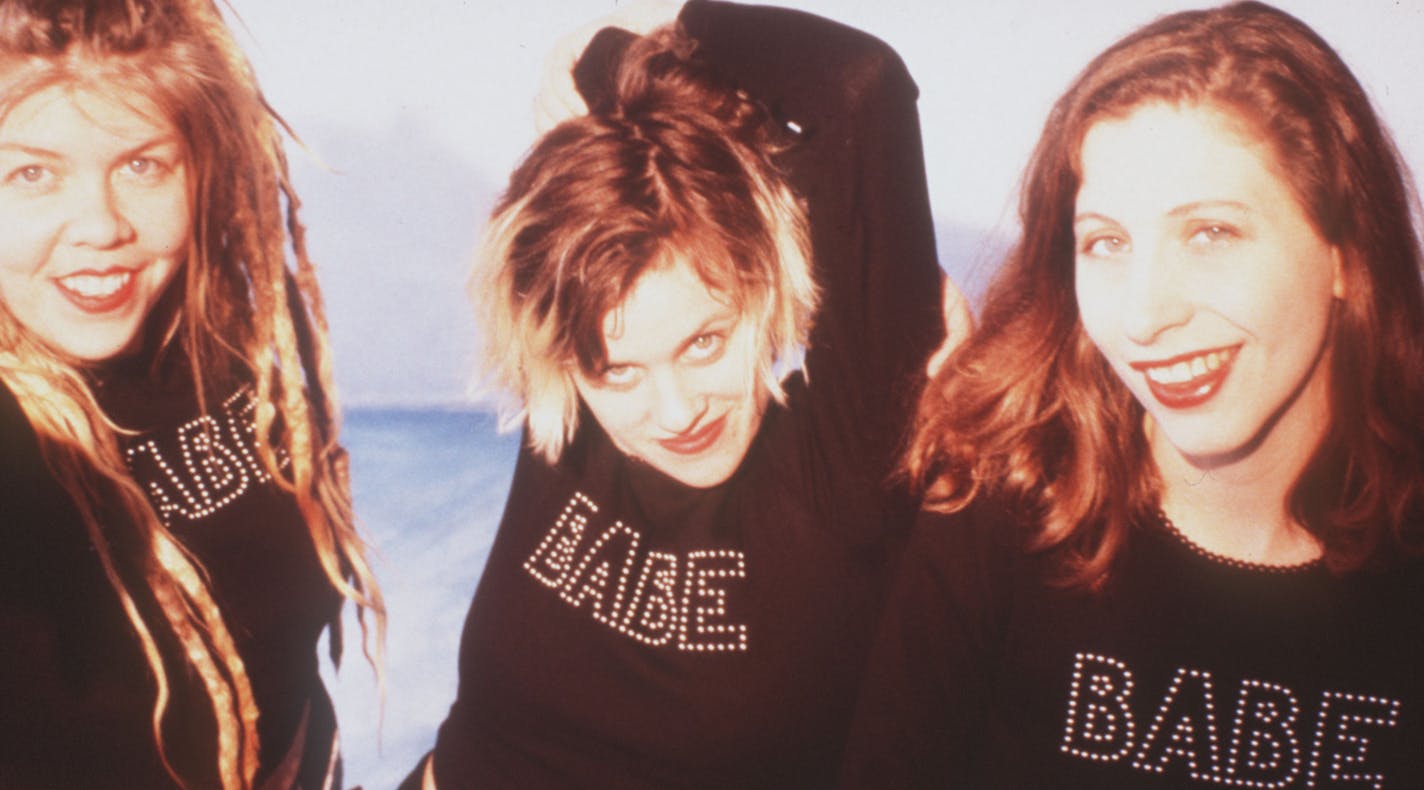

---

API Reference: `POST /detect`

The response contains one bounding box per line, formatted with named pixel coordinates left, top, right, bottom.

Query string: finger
left=533, top=78, right=587, bottom=134
left=927, top=275, right=974, bottom=377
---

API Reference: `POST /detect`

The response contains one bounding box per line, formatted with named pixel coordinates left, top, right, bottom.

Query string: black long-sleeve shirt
left=844, top=501, right=1424, bottom=788
left=425, top=3, right=944, bottom=786
left=0, top=344, right=342, bottom=788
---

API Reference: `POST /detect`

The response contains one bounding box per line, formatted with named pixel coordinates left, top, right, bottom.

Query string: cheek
left=149, top=256, right=186, bottom=295
left=1223, top=247, right=1335, bottom=344
left=0, top=246, right=44, bottom=320
left=0, top=205, right=52, bottom=277
left=577, top=387, right=647, bottom=438
left=1073, top=266, right=1119, bottom=353
left=143, top=191, right=193, bottom=254
left=697, top=357, right=757, bottom=401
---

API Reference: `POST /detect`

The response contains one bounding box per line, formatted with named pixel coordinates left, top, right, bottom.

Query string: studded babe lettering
left=524, top=492, right=749, bottom=653
left=1062, top=652, right=1402, bottom=787
left=124, top=389, right=284, bottom=525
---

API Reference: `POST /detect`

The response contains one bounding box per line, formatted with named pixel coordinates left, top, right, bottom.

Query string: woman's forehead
left=2, top=54, right=171, bottom=127
left=602, top=258, right=740, bottom=342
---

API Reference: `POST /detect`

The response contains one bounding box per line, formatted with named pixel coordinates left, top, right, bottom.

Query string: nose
left=63, top=177, right=136, bottom=250
left=650, top=368, right=706, bottom=434
left=1121, top=244, right=1192, bottom=345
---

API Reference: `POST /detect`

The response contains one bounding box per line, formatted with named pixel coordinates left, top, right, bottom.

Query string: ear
left=1330, top=246, right=1346, bottom=300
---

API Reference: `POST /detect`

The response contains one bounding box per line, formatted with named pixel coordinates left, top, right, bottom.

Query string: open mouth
left=657, top=414, right=727, bottom=456
left=55, top=269, right=137, bottom=313
left=1129, top=345, right=1240, bottom=409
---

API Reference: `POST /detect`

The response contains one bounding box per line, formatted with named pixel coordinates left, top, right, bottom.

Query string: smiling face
left=571, top=260, right=769, bottom=488
left=0, top=85, right=190, bottom=362
left=1073, top=102, right=1344, bottom=467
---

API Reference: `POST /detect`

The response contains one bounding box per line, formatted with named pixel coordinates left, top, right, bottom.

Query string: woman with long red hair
left=844, top=2, right=1424, bottom=786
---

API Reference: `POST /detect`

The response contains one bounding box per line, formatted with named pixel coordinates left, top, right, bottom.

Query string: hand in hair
left=533, top=0, right=683, bottom=132
left=927, top=274, right=974, bottom=376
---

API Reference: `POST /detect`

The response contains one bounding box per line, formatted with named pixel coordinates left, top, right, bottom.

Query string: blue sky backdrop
left=226, top=1, right=1424, bottom=407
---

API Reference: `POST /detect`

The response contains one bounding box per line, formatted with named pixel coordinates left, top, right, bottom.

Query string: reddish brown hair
left=905, top=1, right=1424, bottom=585
left=472, top=26, right=814, bottom=462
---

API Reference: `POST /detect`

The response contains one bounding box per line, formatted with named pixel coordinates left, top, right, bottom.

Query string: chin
left=49, top=334, right=135, bottom=362
left=647, top=439, right=749, bottom=488
left=657, top=459, right=739, bottom=489
left=1152, top=414, right=1266, bottom=468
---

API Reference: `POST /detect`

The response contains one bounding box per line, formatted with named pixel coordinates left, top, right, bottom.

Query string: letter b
left=1062, top=652, right=1137, bottom=763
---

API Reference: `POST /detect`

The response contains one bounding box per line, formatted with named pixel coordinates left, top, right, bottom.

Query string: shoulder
left=896, top=498, right=1028, bottom=609
left=0, top=379, right=93, bottom=566
left=0, top=379, right=45, bottom=481
left=910, top=498, right=1024, bottom=559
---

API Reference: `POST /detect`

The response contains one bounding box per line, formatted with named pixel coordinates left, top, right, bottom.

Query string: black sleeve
left=678, top=0, right=945, bottom=473
left=840, top=506, right=1014, bottom=787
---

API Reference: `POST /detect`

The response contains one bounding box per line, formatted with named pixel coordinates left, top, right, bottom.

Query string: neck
left=1151, top=366, right=1331, bottom=567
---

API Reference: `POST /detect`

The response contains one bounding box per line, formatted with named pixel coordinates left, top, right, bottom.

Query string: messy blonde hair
left=472, top=25, right=814, bottom=463
left=0, top=1, right=383, bottom=786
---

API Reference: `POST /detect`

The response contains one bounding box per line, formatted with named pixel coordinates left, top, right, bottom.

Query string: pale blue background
left=216, top=3, right=1423, bottom=785
left=228, top=0, right=1424, bottom=408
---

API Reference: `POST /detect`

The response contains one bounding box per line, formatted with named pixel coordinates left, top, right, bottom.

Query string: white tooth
left=62, top=271, right=130, bottom=298
left=1170, top=361, right=1190, bottom=383
left=1207, top=352, right=1221, bottom=370
left=1191, top=357, right=1207, bottom=377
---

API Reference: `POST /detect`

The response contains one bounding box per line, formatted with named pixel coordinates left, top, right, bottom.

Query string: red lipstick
left=657, top=415, right=727, bottom=455
left=1129, top=345, right=1239, bottom=410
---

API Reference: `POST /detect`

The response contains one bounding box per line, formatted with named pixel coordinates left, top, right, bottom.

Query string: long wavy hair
left=472, top=25, right=814, bottom=463
left=905, top=1, right=1424, bottom=586
left=0, top=1, right=383, bottom=786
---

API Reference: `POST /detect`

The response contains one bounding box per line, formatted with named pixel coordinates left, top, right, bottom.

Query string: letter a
left=1132, top=667, right=1224, bottom=782
left=561, top=521, right=640, bottom=626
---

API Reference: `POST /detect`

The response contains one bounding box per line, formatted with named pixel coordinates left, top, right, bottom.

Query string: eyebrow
left=1073, top=211, right=1115, bottom=227
left=0, top=142, right=61, bottom=157
left=1074, top=200, right=1252, bottom=227
left=0, top=135, right=182, bottom=160
left=1166, top=199, right=1251, bottom=218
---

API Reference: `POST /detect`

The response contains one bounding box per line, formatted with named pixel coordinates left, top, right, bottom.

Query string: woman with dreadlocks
left=0, top=0, right=382, bottom=787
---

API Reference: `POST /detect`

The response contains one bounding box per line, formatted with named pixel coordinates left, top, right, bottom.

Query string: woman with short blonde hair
left=418, top=4, right=945, bottom=785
